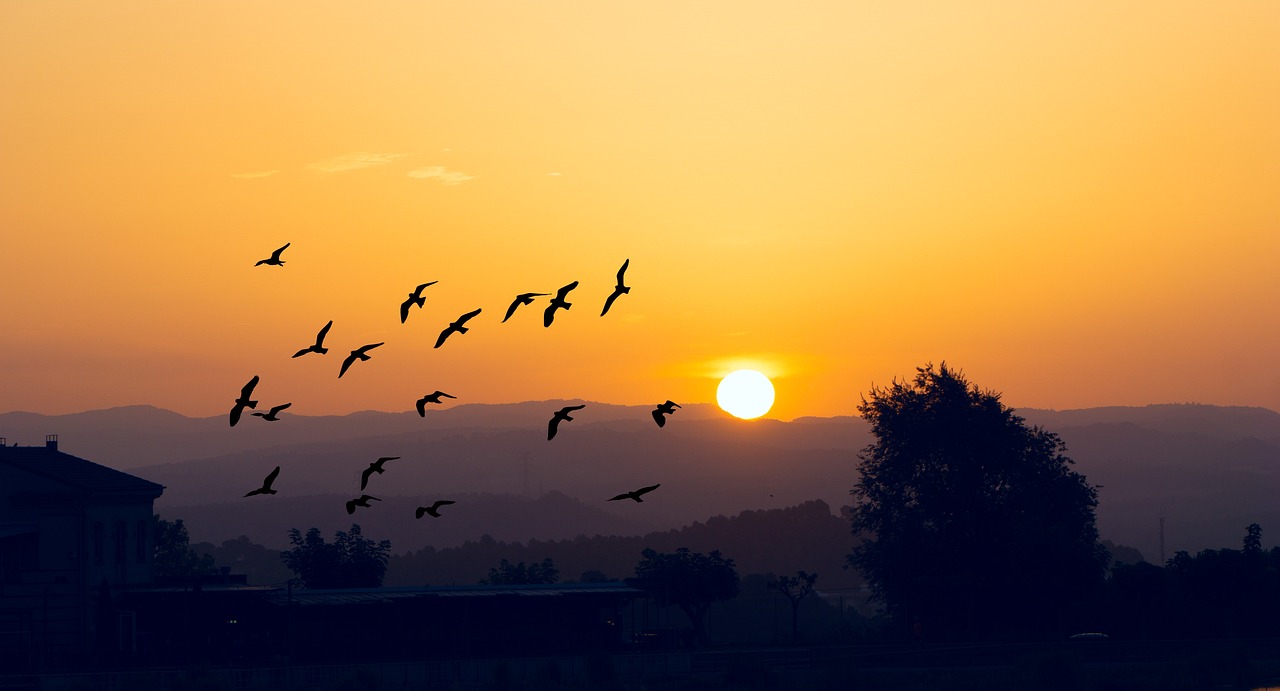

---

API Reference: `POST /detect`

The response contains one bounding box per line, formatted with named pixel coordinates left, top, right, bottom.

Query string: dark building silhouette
left=0, top=435, right=164, bottom=669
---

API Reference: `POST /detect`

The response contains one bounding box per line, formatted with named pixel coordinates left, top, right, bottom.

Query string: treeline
left=384, top=499, right=858, bottom=588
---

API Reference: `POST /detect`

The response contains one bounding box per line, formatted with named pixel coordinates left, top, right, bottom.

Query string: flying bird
left=502, top=292, right=549, bottom=323
left=292, top=320, right=333, bottom=358
left=415, top=500, right=456, bottom=519
left=548, top=404, right=586, bottom=440
left=416, top=391, right=457, bottom=416
left=652, top=400, right=681, bottom=428
left=251, top=402, right=292, bottom=421
left=543, top=281, right=579, bottom=327
left=400, top=281, right=438, bottom=324
left=229, top=375, right=260, bottom=427
left=339, top=342, right=384, bottom=378
left=360, top=456, right=401, bottom=491
left=254, top=243, right=290, bottom=266
left=434, top=308, right=482, bottom=348
left=345, top=494, right=381, bottom=515
left=600, top=259, right=631, bottom=316
left=243, top=466, right=280, bottom=497
left=608, top=483, right=661, bottom=503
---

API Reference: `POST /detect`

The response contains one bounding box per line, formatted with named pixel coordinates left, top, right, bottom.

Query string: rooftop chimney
left=45, top=434, right=58, bottom=451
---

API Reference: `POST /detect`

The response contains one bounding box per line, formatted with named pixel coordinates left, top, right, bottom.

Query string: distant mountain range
left=3, top=402, right=1277, bottom=561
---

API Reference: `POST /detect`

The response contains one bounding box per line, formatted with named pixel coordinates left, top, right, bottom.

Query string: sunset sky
left=2, top=1, right=1277, bottom=421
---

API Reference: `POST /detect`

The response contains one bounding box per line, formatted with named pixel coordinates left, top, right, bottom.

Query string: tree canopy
left=281, top=524, right=390, bottom=589
left=633, top=547, right=739, bottom=645
left=152, top=515, right=216, bottom=579
left=847, top=363, right=1109, bottom=638
left=481, top=557, right=560, bottom=585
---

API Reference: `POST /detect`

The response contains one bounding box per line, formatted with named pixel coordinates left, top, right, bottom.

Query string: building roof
left=0, top=441, right=164, bottom=497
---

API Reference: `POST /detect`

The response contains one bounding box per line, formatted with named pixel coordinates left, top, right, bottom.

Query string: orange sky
left=2, top=1, right=1277, bottom=421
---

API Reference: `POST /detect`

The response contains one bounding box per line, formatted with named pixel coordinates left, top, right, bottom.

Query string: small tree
left=281, top=524, right=390, bottom=589
left=153, top=515, right=216, bottom=579
left=481, top=557, right=560, bottom=585
left=768, top=571, right=818, bottom=643
left=633, top=547, right=739, bottom=645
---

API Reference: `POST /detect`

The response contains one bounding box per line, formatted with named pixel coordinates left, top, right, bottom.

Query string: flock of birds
left=234, top=243, right=677, bottom=520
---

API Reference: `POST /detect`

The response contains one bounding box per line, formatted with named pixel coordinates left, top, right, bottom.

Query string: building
left=0, top=435, right=164, bottom=670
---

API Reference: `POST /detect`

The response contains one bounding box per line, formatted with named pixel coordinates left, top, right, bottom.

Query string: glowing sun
left=716, top=370, right=775, bottom=419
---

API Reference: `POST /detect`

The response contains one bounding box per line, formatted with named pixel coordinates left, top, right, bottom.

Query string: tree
left=153, top=515, right=216, bottom=579
left=281, top=524, right=390, bottom=589
left=633, top=547, right=739, bottom=645
left=768, top=571, right=818, bottom=643
left=847, top=363, right=1109, bottom=638
left=481, top=557, right=560, bottom=585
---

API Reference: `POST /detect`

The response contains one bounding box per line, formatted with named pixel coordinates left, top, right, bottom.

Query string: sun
left=716, top=370, right=775, bottom=419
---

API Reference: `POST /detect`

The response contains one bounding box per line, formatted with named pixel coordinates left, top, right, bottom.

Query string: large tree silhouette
left=153, top=515, right=216, bottom=579
left=281, top=524, right=390, bottom=589
left=633, top=547, right=739, bottom=645
left=847, top=363, right=1108, bottom=638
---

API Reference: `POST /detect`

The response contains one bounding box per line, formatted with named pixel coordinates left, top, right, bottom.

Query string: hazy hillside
left=6, top=402, right=1278, bottom=561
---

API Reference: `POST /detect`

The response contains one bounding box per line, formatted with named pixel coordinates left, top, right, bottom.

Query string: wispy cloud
left=310, top=152, right=411, bottom=173
left=407, top=166, right=476, bottom=186
left=229, top=170, right=279, bottom=179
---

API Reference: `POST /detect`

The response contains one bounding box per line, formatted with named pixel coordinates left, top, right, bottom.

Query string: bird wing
left=415, top=506, right=428, bottom=519
left=229, top=404, right=244, bottom=427
left=263, top=466, right=281, bottom=489
left=271, top=403, right=291, bottom=415
left=557, top=281, right=580, bottom=299
left=543, top=303, right=556, bottom=327
left=601, top=290, right=621, bottom=316
left=635, top=483, right=660, bottom=496
left=433, top=327, right=453, bottom=348
left=652, top=408, right=666, bottom=427
left=547, top=417, right=560, bottom=440
left=616, top=258, right=629, bottom=284
left=458, top=308, right=482, bottom=324
left=345, top=500, right=356, bottom=514
left=339, top=354, right=356, bottom=378
left=360, top=465, right=374, bottom=490
left=400, top=297, right=412, bottom=323
left=437, top=391, right=456, bottom=399
left=291, top=347, right=310, bottom=358
left=241, top=375, right=260, bottom=398
left=271, top=243, right=289, bottom=260
left=607, top=492, right=631, bottom=501
left=564, top=404, right=586, bottom=413
left=316, top=321, right=332, bottom=344
left=416, top=398, right=427, bottom=417
left=432, top=500, right=455, bottom=510
left=502, top=298, right=521, bottom=322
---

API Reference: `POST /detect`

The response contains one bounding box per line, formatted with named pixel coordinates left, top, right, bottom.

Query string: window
left=135, top=520, right=147, bottom=564
left=115, top=521, right=126, bottom=564
left=93, top=522, right=104, bottom=565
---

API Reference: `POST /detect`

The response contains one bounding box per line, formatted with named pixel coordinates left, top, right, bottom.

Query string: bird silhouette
left=416, top=391, right=457, bottom=416
left=360, top=456, right=401, bottom=491
left=415, top=500, right=456, bottom=519
left=600, top=259, right=631, bottom=316
left=254, top=243, right=290, bottom=266
left=434, top=308, right=482, bottom=348
left=229, top=375, right=260, bottom=427
left=292, top=320, right=332, bottom=358
left=652, top=400, right=681, bottom=428
left=608, top=483, right=660, bottom=503
left=548, top=404, right=586, bottom=440
left=400, top=282, right=438, bottom=324
left=345, top=494, right=381, bottom=514
left=339, top=342, right=384, bottom=378
left=502, top=292, right=549, bottom=323
left=244, top=466, right=280, bottom=497
left=251, top=402, right=292, bottom=421
left=543, top=281, right=579, bottom=327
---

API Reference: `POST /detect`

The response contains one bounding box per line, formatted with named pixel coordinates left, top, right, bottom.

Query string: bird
left=548, top=404, right=586, bottom=440
left=652, top=400, right=681, bottom=428
left=251, top=402, right=292, bottom=421
left=345, top=494, right=381, bottom=514
left=416, top=391, right=457, bottom=416
left=434, top=308, right=482, bottom=348
left=229, top=375, right=260, bottom=427
left=360, top=456, right=401, bottom=491
left=399, top=281, right=438, bottom=324
left=339, top=342, right=384, bottom=378
left=608, top=483, right=661, bottom=503
left=502, top=292, right=549, bottom=323
left=543, top=281, right=579, bottom=327
left=600, top=259, right=631, bottom=316
left=254, top=243, right=290, bottom=267
left=243, top=466, right=280, bottom=497
left=415, top=500, right=456, bottom=519
left=292, top=320, right=333, bottom=358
